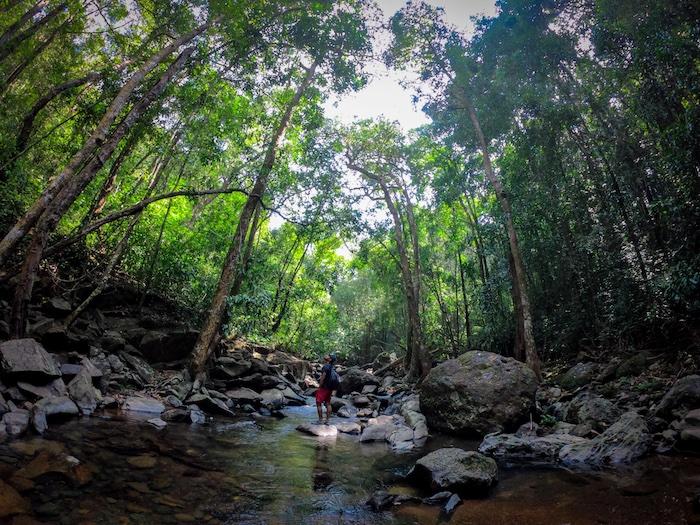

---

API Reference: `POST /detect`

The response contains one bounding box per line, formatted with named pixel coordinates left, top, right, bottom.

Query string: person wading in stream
left=316, top=354, right=340, bottom=424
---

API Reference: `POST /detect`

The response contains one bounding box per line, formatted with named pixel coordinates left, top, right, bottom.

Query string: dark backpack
left=326, top=366, right=340, bottom=390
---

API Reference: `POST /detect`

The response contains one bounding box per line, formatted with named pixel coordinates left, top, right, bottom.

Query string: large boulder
left=67, top=368, right=98, bottom=415
left=31, top=396, right=79, bottom=433
left=559, top=362, right=598, bottom=389
left=297, top=423, right=338, bottom=437
left=0, top=339, right=61, bottom=380
left=409, top=448, right=498, bottom=496
left=420, top=351, right=538, bottom=436
left=479, top=432, right=588, bottom=462
left=565, top=391, right=621, bottom=431
left=654, top=375, right=700, bottom=420
left=338, top=367, right=380, bottom=396
left=2, top=409, right=30, bottom=437
left=138, top=329, right=198, bottom=363
left=559, top=411, right=652, bottom=466
left=265, top=351, right=311, bottom=382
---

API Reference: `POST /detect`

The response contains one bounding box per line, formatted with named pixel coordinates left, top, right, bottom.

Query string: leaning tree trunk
left=138, top=156, right=187, bottom=309
left=230, top=204, right=262, bottom=297
left=8, top=47, right=194, bottom=337
left=463, top=96, right=542, bottom=380
left=63, top=140, right=177, bottom=327
left=188, top=61, right=318, bottom=384
left=0, top=0, right=49, bottom=53
left=0, top=19, right=213, bottom=266
left=0, top=2, right=67, bottom=63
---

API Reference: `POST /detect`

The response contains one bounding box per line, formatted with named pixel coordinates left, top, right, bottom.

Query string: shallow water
left=0, top=403, right=697, bottom=524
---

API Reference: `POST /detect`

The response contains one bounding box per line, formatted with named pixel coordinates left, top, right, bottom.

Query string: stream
left=0, top=402, right=696, bottom=524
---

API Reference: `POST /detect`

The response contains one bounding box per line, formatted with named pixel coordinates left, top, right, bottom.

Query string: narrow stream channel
left=1, top=402, right=696, bottom=524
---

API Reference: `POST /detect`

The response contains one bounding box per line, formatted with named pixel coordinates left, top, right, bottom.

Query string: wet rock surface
left=559, top=411, right=653, bottom=466
left=420, top=351, right=538, bottom=436
left=408, top=448, right=498, bottom=496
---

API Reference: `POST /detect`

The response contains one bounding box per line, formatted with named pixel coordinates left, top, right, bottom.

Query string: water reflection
left=0, top=403, right=695, bottom=524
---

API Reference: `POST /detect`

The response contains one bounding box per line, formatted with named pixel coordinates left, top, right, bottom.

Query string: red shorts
left=315, top=387, right=332, bottom=404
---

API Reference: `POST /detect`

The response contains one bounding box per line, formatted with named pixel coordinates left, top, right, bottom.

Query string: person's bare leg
left=324, top=400, right=332, bottom=423
left=316, top=402, right=323, bottom=423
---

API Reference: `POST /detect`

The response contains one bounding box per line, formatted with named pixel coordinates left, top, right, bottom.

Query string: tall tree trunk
left=268, top=242, right=309, bottom=334
left=0, top=13, right=67, bottom=95
left=0, top=0, right=48, bottom=51
left=230, top=203, right=261, bottom=297
left=462, top=96, right=541, bottom=380
left=458, top=195, right=489, bottom=284
left=64, top=136, right=176, bottom=327
left=398, top=180, right=430, bottom=378
left=0, top=19, right=213, bottom=265
left=14, top=64, right=132, bottom=154
left=457, top=251, right=472, bottom=341
left=0, top=2, right=66, bottom=63
left=188, top=60, right=318, bottom=383
left=8, top=47, right=194, bottom=337
left=81, top=130, right=139, bottom=227
left=1, top=0, right=29, bottom=16
left=138, top=157, right=187, bottom=309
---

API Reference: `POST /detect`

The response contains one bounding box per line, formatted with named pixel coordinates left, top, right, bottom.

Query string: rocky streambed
left=0, top=401, right=697, bottom=524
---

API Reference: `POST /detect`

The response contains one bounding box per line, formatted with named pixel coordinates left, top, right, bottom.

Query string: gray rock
left=123, top=396, right=165, bottom=414
left=565, top=391, right=621, bottom=431
left=387, top=425, right=415, bottom=450
left=43, top=297, right=72, bottom=315
left=338, top=367, right=380, bottom=396
left=100, top=331, right=126, bottom=353
left=337, top=406, right=356, bottom=418
left=559, top=411, right=652, bottom=466
left=165, top=395, right=183, bottom=408
left=226, top=387, right=262, bottom=403
left=188, top=406, right=206, bottom=424
left=413, top=420, right=429, bottom=441
left=17, top=378, right=67, bottom=399
left=260, top=388, right=286, bottom=409
left=616, top=353, right=648, bottom=378
left=362, top=385, right=378, bottom=394
left=187, top=393, right=234, bottom=416
left=336, top=422, right=361, bottom=434
left=420, top=351, right=538, bottom=436
left=31, top=396, right=79, bottom=433
left=352, top=395, right=371, bottom=407
left=119, top=352, right=155, bottom=384
left=479, top=432, right=588, bottom=462
left=0, top=339, right=61, bottom=379
left=147, top=417, right=167, bottom=429
left=279, top=386, right=306, bottom=406
left=161, top=408, right=189, bottom=422
left=297, top=423, right=338, bottom=437
left=423, top=491, right=452, bottom=505
left=409, top=448, right=498, bottom=496
left=139, top=329, right=198, bottom=363
left=3, top=409, right=30, bottom=436
left=367, top=490, right=394, bottom=511
left=359, top=415, right=395, bottom=442
left=443, top=493, right=462, bottom=515
left=67, top=368, right=98, bottom=415
left=654, top=375, right=700, bottom=420
left=107, top=354, right=124, bottom=372
left=0, top=393, right=9, bottom=416
left=560, top=362, right=598, bottom=389
left=264, top=351, right=311, bottom=382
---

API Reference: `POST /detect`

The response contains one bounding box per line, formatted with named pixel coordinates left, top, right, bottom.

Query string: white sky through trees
left=271, top=1, right=497, bottom=233
left=323, top=0, right=497, bottom=130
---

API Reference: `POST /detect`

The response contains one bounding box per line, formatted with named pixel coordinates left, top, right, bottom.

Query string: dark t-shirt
left=320, top=363, right=333, bottom=388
